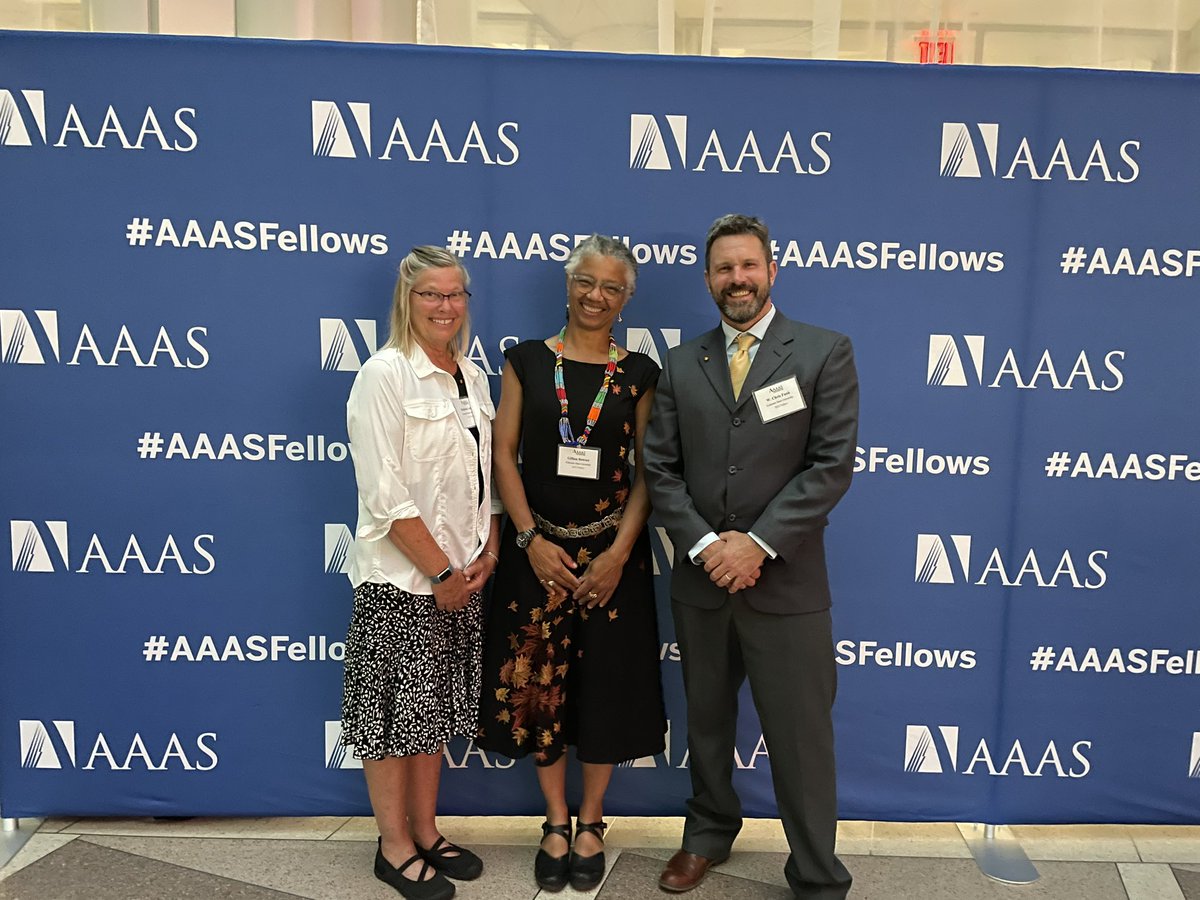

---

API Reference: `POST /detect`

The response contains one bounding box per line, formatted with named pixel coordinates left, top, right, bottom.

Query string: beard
left=714, top=282, right=769, bottom=324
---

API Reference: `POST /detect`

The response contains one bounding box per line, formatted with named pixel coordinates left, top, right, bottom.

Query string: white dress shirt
left=345, top=344, right=503, bottom=593
left=688, top=303, right=779, bottom=564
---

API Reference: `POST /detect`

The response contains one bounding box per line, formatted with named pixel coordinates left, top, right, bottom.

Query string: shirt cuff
left=356, top=500, right=420, bottom=542
left=688, top=532, right=720, bottom=564
left=748, top=531, right=778, bottom=559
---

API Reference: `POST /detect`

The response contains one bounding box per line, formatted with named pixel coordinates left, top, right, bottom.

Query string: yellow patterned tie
left=730, top=332, right=756, bottom=399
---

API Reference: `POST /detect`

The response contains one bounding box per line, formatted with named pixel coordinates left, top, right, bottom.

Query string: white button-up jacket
left=345, top=344, right=502, bottom=593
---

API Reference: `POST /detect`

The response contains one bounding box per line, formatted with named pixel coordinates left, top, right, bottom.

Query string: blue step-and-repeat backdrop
left=2, top=30, right=1199, bottom=824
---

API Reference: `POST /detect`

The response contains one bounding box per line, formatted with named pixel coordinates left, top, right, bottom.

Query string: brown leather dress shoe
left=658, top=849, right=729, bottom=893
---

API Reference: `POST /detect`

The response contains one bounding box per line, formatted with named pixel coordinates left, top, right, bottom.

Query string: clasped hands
left=701, top=531, right=765, bottom=594
left=527, top=535, right=620, bottom=609
left=431, top=552, right=497, bottom=611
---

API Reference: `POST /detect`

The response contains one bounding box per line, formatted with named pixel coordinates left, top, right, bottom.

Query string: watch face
left=516, top=530, right=533, bottom=548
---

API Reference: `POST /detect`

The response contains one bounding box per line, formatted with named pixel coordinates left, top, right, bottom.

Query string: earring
left=617, top=312, right=623, bottom=323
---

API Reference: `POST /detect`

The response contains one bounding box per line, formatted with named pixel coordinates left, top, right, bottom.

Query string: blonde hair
left=384, top=246, right=472, bottom=358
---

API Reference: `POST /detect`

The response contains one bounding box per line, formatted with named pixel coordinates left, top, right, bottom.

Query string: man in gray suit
left=644, top=214, right=857, bottom=899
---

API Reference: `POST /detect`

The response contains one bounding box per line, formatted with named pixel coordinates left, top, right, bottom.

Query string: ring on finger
left=588, top=591, right=598, bottom=599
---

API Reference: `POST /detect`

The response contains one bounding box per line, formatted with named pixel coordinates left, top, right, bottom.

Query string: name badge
left=753, top=376, right=807, bottom=423
left=557, top=445, right=601, bottom=480
left=454, top=397, right=477, bottom=429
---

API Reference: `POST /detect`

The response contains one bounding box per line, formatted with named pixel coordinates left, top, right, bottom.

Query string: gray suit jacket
left=643, top=308, right=859, bottom=614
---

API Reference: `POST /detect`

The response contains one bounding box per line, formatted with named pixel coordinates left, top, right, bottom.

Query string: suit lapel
left=697, top=327, right=736, bottom=412
left=733, top=313, right=794, bottom=412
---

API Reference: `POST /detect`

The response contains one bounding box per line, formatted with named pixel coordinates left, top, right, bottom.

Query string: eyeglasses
left=411, top=289, right=471, bottom=304
left=569, top=274, right=628, bottom=302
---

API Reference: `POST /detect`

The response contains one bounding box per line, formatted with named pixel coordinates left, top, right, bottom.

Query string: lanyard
left=554, top=326, right=618, bottom=448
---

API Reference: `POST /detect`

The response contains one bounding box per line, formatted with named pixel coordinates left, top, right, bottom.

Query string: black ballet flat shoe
left=374, top=839, right=456, bottom=900
left=417, top=834, right=483, bottom=881
left=534, top=820, right=573, bottom=892
left=568, top=820, right=608, bottom=891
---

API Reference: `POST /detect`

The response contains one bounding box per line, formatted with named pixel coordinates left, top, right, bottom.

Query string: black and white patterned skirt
left=341, top=582, right=482, bottom=760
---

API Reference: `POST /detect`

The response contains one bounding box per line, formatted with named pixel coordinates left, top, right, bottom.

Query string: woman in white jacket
left=341, top=246, right=502, bottom=900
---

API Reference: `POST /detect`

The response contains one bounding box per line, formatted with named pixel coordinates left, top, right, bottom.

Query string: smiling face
left=408, top=266, right=469, bottom=353
left=565, top=254, right=632, bottom=332
left=704, top=233, right=777, bottom=328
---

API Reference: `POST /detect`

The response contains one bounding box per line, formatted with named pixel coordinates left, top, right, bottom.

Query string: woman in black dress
left=477, top=234, right=666, bottom=891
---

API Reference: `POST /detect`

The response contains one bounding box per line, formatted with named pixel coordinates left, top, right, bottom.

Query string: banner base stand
left=1, top=818, right=43, bottom=869
left=959, top=823, right=1039, bottom=884
left=960, top=830, right=1036, bottom=883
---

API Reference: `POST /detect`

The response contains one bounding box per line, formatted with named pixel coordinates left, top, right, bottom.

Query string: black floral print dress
left=477, top=341, right=667, bottom=765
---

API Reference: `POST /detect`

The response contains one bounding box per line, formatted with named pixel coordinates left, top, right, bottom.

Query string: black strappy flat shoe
left=534, top=819, right=573, bottom=891
left=416, top=835, right=483, bottom=881
left=568, top=820, right=608, bottom=891
left=374, top=838, right=455, bottom=900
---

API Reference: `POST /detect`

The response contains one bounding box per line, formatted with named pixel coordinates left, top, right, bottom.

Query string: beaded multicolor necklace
left=553, top=326, right=618, bottom=448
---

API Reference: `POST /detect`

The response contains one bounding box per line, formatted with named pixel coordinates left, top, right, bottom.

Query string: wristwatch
left=515, top=527, right=537, bottom=549
left=429, top=565, right=454, bottom=584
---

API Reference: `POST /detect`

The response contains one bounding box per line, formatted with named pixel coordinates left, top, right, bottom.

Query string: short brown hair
left=704, top=214, right=771, bottom=271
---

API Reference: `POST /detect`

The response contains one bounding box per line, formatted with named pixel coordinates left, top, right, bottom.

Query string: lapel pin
left=703, top=356, right=709, bottom=361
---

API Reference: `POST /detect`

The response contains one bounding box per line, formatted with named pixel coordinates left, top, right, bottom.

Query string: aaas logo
left=10, top=520, right=68, bottom=573
left=905, top=724, right=1092, bottom=777
left=324, top=721, right=361, bottom=769
left=0, top=87, right=197, bottom=151
left=614, top=720, right=766, bottom=769
left=926, top=334, right=1125, bottom=391
left=624, top=326, right=681, bottom=367
left=19, top=720, right=75, bottom=768
left=649, top=526, right=676, bottom=577
left=325, top=524, right=353, bottom=575
left=920, top=533, right=1113, bottom=590
left=629, top=114, right=687, bottom=170
left=465, top=334, right=521, bottom=377
left=18, top=719, right=218, bottom=771
left=939, top=122, right=1139, bottom=182
left=939, top=123, right=998, bottom=178
left=324, top=722, right=515, bottom=769
left=1190, top=733, right=1200, bottom=779
left=914, top=534, right=971, bottom=585
left=320, top=318, right=377, bottom=372
left=312, top=101, right=371, bottom=159
left=904, top=724, right=959, bottom=773
left=914, top=533, right=1108, bottom=590
left=629, top=113, right=831, bottom=175
left=0, top=310, right=209, bottom=368
left=0, top=310, right=57, bottom=364
left=311, top=100, right=519, bottom=165
left=0, top=89, right=46, bottom=147
left=443, top=738, right=516, bottom=769
left=9, top=520, right=215, bottom=575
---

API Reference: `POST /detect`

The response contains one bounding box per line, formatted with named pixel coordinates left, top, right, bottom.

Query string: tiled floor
left=2, top=816, right=1199, bottom=899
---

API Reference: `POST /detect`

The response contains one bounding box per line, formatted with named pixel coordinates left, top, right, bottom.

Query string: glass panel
left=0, top=0, right=86, bottom=30
left=1, top=0, right=1197, bottom=74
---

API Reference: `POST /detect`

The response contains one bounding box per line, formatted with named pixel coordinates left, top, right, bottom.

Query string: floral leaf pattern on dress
left=477, top=345, right=664, bottom=766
